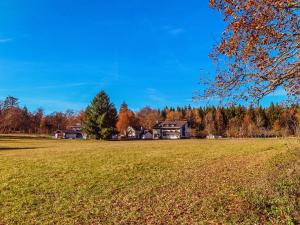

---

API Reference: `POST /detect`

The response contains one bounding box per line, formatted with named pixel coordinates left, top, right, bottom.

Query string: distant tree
left=33, top=108, right=44, bottom=134
left=0, top=101, right=3, bottom=112
left=1, top=94, right=300, bottom=138
left=137, top=107, right=161, bottom=130
left=279, top=109, right=296, bottom=136
left=160, top=108, right=167, bottom=120
left=255, top=107, right=268, bottom=133
left=165, top=109, right=174, bottom=120
left=76, top=110, right=86, bottom=125
left=227, top=117, right=241, bottom=137
left=241, top=112, right=258, bottom=137
left=267, top=103, right=279, bottom=128
left=202, top=0, right=299, bottom=103
left=186, top=108, right=196, bottom=128
left=3, top=96, right=19, bottom=109
left=295, top=108, right=300, bottom=136
left=205, top=109, right=216, bottom=135
left=64, top=109, right=85, bottom=129
left=272, top=119, right=282, bottom=136
left=215, top=107, right=226, bottom=136
left=0, top=97, right=35, bottom=133
left=20, top=107, right=32, bottom=133
left=40, top=116, right=54, bottom=134
left=288, top=107, right=297, bottom=135
left=0, top=107, right=23, bottom=133
left=166, top=109, right=181, bottom=121
left=0, top=96, right=22, bottom=133
left=116, top=102, right=137, bottom=136
left=40, top=112, right=68, bottom=134
left=195, top=108, right=205, bottom=131
left=224, top=105, right=238, bottom=122
left=84, top=91, right=117, bottom=140
left=53, top=112, right=68, bottom=130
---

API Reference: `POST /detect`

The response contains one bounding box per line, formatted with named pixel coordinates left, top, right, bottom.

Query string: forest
left=1, top=95, right=299, bottom=138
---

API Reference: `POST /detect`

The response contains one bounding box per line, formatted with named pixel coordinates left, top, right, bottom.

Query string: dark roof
left=153, top=120, right=188, bottom=129
left=55, top=130, right=82, bottom=134
left=69, top=124, right=82, bottom=128
left=127, top=125, right=143, bottom=131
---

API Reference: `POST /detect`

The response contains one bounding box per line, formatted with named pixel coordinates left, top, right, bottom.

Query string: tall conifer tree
left=84, top=91, right=117, bottom=140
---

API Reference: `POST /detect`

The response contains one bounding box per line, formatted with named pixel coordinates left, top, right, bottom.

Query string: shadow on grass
left=0, top=147, right=46, bottom=151
left=0, top=135, right=51, bottom=140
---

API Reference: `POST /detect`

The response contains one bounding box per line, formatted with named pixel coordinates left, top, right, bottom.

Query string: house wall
left=127, top=127, right=142, bottom=139
left=161, top=129, right=181, bottom=139
left=153, top=123, right=190, bottom=140
left=180, top=123, right=189, bottom=138
left=153, top=129, right=161, bottom=139
left=64, top=133, right=77, bottom=139
left=142, top=132, right=153, bottom=140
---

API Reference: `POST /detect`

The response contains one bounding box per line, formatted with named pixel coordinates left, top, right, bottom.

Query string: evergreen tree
left=84, top=91, right=117, bottom=140
left=268, top=103, right=282, bottom=129
left=3, top=96, right=19, bottom=110
left=248, top=105, right=255, bottom=122
left=256, top=106, right=268, bottom=130
left=215, top=107, right=226, bottom=136
left=160, top=107, right=167, bottom=120
left=21, top=106, right=32, bottom=133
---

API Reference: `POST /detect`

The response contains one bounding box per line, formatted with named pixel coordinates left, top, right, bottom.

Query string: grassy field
left=0, top=136, right=299, bottom=224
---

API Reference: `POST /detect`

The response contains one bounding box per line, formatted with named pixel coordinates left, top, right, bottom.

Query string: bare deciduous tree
left=201, top=0, right=299, bottom=103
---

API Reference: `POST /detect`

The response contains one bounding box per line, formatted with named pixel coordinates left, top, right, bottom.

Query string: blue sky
left=0, top=0, right=285, bottom=113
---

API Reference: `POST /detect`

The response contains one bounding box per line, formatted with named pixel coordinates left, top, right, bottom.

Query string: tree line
left=0, top=96, right=85, bottom=134
left=116, top=100, right=300, bottom=138
left=1, top=91, right=300, bottom=139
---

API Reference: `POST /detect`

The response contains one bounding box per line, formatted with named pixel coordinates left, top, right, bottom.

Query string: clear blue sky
left=0, top=0, right=285, bottom=113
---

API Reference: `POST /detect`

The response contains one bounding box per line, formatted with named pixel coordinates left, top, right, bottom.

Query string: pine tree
left=3, top=96, right=19, bottom=110
left=256, top=107, right=268, bottom=130
left=84, top=91, right=117, bottom=140
left=267, top=103, right=277, bottom=128
left=215, top=107, right=225, bottom=136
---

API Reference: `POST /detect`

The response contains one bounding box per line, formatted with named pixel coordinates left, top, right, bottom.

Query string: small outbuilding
left=54, top=123, right=87, bottom=140
left=126, top=126, right=143, bottom=139
left=141, top=131, right=153, bottom=140
left=55, top=130, right=86, bottom=139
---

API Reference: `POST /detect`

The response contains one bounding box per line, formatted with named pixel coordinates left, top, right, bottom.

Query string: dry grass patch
left=0, top=136, right=299, bottom=224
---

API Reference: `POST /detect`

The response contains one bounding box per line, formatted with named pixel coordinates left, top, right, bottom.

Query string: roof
left=55, top=130, right=82, bottom=134
left=127, top=126, right=143, bottom=131
left=153, top=120, right=188, bottom=129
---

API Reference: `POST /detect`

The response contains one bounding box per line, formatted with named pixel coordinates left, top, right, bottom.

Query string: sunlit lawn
left=0, top=135, right=299, bottom=224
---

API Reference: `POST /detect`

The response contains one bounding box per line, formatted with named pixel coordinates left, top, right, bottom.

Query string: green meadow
left=0, top=136, right=299, bottom=224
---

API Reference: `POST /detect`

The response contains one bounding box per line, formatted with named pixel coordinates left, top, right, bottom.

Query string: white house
left=153, top=121, right=190, bottom=140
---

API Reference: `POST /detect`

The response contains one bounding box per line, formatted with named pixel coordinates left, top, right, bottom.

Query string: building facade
left=153, top=121, right=189, bottom=140
left=54, top=123, right=87, bottom=139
